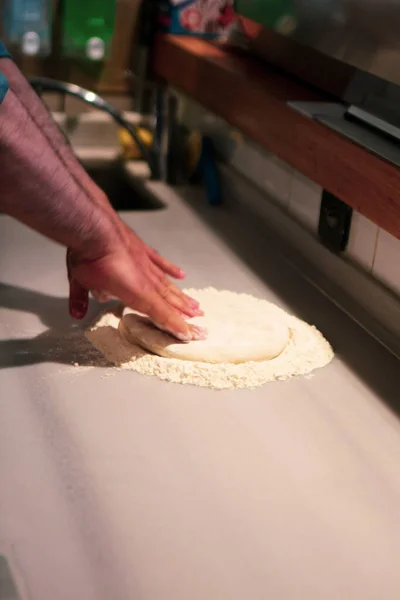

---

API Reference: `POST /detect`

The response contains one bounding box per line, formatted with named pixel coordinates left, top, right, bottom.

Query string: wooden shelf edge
left=152, top=34, right=400, bottom=241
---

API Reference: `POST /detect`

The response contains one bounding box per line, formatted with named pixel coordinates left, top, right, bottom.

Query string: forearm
left=0, top=57, right=114, bottom=213
left=0, top=87, right=116, bottom=255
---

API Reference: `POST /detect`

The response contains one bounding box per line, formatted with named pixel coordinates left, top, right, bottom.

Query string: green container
left=236, top=0, right=296, bottom=34
left=62, top=0, right=116, bottom=60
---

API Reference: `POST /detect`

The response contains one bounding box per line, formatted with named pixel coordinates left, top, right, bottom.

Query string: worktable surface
left=0, top=182, right=399, bottom=600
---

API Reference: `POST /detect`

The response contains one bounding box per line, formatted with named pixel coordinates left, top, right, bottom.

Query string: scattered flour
left=85, top=289, right=334, bottom=390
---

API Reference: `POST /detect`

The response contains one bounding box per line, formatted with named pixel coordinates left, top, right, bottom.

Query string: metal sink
left=52, top=111, right=162, bottom=212
left=85, top=161, right=164, bottom=212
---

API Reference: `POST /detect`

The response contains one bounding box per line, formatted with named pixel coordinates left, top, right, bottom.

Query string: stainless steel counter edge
left=1, top=176, right=400, bottom=600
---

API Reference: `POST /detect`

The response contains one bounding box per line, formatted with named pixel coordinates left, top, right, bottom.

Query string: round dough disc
left=119, top=289, right=290, bottom=364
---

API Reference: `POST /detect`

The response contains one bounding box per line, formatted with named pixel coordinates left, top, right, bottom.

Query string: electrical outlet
left=318, top=190, right=353, bottom=252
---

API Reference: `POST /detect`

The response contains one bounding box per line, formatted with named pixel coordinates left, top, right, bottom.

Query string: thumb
left=69, top=278, right=89, bottom=320
left=67, top=249, right=89, bottom=319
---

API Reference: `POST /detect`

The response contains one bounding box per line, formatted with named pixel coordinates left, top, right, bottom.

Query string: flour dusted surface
left=85, top=288, right=334, bottom=390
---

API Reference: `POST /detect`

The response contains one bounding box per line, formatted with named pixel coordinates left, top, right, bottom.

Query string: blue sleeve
left=0, top=42, right=11, bottom=59
left=0, top=42, right=11, bottom=105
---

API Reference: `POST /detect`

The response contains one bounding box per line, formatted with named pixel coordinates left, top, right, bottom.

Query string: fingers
left=144, top=294, right=207, bottom=342
left=163, top=286, right=203, bottom=318
left=91, top=290, right=116, bottom=303
left=111, top=264, right=206, bottom=341
left=67, top=245, right=206, bottom=341
left=69, top=278, right=89, bottom=319
left=155, top=277, right=202, bottom=318
left=133, top=243, right=204, bottom=319
left=147, top=247, right=186, bottom=279
left=121, top=285, right=206, bottom=342
left=166, top=288, right=203, bottom=318
left=67, top=249, right=89, bottom=319
left=149, top=263, right=202, bottom=318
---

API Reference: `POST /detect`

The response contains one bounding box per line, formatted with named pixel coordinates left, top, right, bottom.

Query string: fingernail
left=190, top=299, right=200, bottom=308
left=191, top=326, right=208, bottom=341
left=179, top=269, right=187, bottom=278
left=71, top=304, right=87, bottom=319
left=93, top=290, right=113, bottom=303
left=176, top=332, right=192, bottom=343
left=72, top=312, right=85, bottom=320
left=192, top=308, right=204, bottom=317
left=100, top=294, right=117, bottom=303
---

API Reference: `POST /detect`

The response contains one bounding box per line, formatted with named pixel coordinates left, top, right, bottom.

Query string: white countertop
left=1, top=182, right=400, bottom=600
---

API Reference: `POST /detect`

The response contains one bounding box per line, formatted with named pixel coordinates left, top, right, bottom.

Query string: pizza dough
left=86, top=288, right=334, bottom=389
left=119, top=289, right=290, bottom=364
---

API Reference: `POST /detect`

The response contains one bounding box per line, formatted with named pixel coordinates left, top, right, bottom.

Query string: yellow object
left=118, top=127, right=153, bottom=160
left=186, top=130, right=203, bottom=176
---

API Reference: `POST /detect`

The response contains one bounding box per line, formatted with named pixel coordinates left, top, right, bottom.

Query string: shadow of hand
left=0, top=282, right=110, bottom=369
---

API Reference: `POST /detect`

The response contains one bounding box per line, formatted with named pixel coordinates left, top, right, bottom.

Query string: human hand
left=67, top=223, right=206, bottom=342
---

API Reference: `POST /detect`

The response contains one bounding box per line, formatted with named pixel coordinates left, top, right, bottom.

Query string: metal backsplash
left=238, top=0, right=400, bottom=88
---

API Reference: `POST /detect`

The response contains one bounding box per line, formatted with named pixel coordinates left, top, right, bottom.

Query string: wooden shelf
left=152, top=34, right=400, bottom=240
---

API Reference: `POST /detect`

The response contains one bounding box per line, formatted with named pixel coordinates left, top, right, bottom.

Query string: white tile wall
left=176, top=92, right=293, bottom=207
left=175, top=92, right=400, bottom=301
left=229, top=141, right=293, bottom=207
left=346, top=212, right=379, bottom=272
left=372, top=229, right=400, bottom=296
left=288, top=171, right=322, bottom=231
